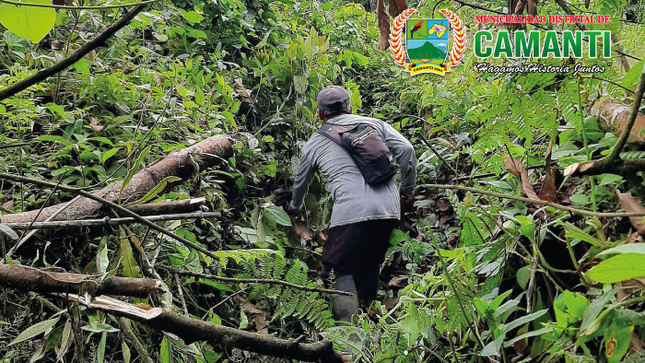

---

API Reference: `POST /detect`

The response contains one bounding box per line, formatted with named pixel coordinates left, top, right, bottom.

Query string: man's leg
left=322, top=224, right=360, bottom=322
left=321, top=220, right=397, bottom=320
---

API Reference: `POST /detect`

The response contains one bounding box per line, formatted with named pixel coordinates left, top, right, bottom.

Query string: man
left=287, top=86, right=417, bottom=321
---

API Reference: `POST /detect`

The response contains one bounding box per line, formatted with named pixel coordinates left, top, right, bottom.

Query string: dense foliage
left=1, top=0, right=645, bottom=362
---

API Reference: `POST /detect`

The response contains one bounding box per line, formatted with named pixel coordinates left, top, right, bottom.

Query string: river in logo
left=406, top=19, right=450, bottom=68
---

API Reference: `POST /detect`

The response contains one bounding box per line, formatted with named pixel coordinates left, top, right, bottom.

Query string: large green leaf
left=264, top=205, right=291, bottom=226
left=586, top=254, right=645, bottom=283
left=0, top=0, right=56, bottom=43
left=597, top=244, right=645, bottom=257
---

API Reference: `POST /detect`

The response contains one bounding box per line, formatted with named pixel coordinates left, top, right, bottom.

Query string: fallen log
left=1, top=136, right=231, bottom=224
left=0, top=264, right=161, bottom=298
left=590, top=97, right=645, bottom=143
left=56, top=294, right=344, bottom=363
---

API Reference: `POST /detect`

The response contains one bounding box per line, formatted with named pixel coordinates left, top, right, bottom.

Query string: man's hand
left=285, top=203, right=300, bottom=216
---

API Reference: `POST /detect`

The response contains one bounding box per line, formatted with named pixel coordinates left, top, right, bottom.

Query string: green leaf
left=623, top=60, right=644, bottom=88
left=73, top=58, right=91, bottom=76
left=389, top=229, right=408, bottom=246
left=122, top=341, right=131, bottom=363
left=480, top=335, right=505, bottom=357
left=117, top=227, right=141, bottom=278
left=182, top=10, right=204, bottom=24
left=0, top=0, right=56, bottom=43
left=503, top=326, right=553, bottom=347
left=56, top=320, right=72, bottom=362
left=160, top=337, right=172, bottom=363
left=120, top=146, right=150, bottom=199
left=293, top=75, right=307, bottom=95
left=516, top=265, right=531, bottom=290
left=126, top=176, right=181, bottom=206
left=98, top=331, right=107, bottom=363
left=198, top=278, right=234, bottom=292
left=352, top=52, right=369, bottom=66
left=597, top=244, right=645, bottom=257
left=0, top=224, right=19, bottom=241
left=569, top=193, right=589, bottom=205
left=100, top=148, right=121, bottom=164
left=81, top=323, right=119, bottom=333
left=264, top=205, right=291, bottom=226
left=564, top=222, right=603, bottom=247
left=98, top=242, right=109, bottom=274
left=39, top=135, right=71, bottom=145
left=505, top=309, right=548, bottom=332
left=586, top=253, right=645, bottom=283
left=580, top=288, right=618, bottom=335
left=322, top=2, right=332, bottom=11
left=599, top=174, right=623, bottom=186
left=605, top=323, right=633, bottom=363
left=9, top=316, right=61, bottom=346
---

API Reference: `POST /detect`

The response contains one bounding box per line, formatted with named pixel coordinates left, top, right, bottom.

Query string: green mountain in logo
left=408, top=41, right=446, bottom=63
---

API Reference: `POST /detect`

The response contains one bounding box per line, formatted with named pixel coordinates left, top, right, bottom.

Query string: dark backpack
left=318, top=122, right=398, bottom=185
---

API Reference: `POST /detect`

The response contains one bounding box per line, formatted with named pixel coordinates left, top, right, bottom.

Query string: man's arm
left=382, top=123, right=417, bottom=195
left=289, top=140, right=318, bottom=212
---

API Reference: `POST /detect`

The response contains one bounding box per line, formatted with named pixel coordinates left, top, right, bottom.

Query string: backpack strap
left=317, top=123, right=355, bottom=145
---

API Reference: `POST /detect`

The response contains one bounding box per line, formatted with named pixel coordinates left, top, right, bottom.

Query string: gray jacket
left=289, top=114, right=417, bottom=228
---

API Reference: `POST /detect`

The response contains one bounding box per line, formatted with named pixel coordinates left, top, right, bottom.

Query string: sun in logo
left=390, top=9, right=465, bottom=76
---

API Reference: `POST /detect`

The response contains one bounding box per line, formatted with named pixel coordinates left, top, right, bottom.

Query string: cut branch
left=0, top=264, right=160, bottom=297
left=0, top=5, right=146, bottom=102
left=1, top=211, right=220, bottom=230
left=57, top=294, right=344, bottom=363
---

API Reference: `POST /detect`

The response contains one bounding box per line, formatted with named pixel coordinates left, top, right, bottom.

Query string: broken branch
left=1, top=211, right=220, bottom=230
left=58, top=294, right=344, bottom=362
left=0, top=264, right=160, bottom=297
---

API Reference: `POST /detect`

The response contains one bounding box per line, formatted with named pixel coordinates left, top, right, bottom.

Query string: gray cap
left=316, top=86, right=350, bottom=112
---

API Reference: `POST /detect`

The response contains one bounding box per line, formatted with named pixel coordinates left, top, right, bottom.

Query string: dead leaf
left=293, top=220, right=312, bottom=242
left=47, top=39, right=63, bottom=50
left=630, top=329, right=643, bottom=353
left=90, top=117, right=104, bottom=133
left=1, top=200, right=14, bottom=212
left=152, top=32, right=168, bottom=42
left=233, top=78, right=257, bottom=116
left=615, top=191, right=645, bottom=231
left=242, top=302, right=268, bottom=334
left=538, top=141, right=558, bottom=202
left=503, top=156, right=540, bottom=201
left=376, top=0, right=390, bottom=51
left=84, top=50, right=96, bottom=62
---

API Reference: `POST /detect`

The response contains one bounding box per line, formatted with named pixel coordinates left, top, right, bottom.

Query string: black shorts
left=321, top=219, right=398, bottom=303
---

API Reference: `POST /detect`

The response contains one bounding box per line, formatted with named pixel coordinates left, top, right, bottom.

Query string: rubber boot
left=332, top=275, right=360, bottom=322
